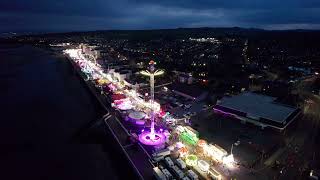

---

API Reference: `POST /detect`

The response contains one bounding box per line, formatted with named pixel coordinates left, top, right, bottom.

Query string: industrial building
left=213, top=92, right=301, bottom=131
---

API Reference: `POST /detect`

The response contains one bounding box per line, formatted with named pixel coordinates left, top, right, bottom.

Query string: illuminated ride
left=138, top=60, right=165, bottom=146
left=128, top=111, right=146, bottom=120
left=113, top=98, right=133, bottom=110
left=197, top=139, right=207, bottom=147
left=178, top=147, right=188, bottom=157
left=179, top=126, right=199, bottom=145
left=128, top=111, right=146, bottom=125
left=185, top=154, right=198, bottom=167
left=175, top=142, right=185, bottom=149
left=108, top=83, right=117, bottom=92
left=97, top=78, right=109, bottom=86
left=111, top=93, right=126, bottom=101
left=138, top=130, right=166, bottom=146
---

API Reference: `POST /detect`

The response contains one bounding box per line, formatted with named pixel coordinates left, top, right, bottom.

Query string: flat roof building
left=213, top=92, right=301, bottom=131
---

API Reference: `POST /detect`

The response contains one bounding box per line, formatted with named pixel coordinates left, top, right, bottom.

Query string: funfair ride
left=138, top=60, right=165, bottom=146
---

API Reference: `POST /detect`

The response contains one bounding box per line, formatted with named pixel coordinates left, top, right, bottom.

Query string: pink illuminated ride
left=138, top=60, right=165, bottom=146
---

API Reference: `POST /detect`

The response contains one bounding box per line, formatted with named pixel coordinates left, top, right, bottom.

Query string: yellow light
left=154, top=70, right=164, bottom=76
left=140, top=70, right=164, bottom=76
left=140, top=70, right=151, bottom=76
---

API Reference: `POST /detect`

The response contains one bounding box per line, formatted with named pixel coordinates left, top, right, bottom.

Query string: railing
left=104, top=116, right=144, bottom=180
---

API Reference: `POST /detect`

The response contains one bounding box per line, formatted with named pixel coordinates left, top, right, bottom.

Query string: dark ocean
left=0, top=45, right=118, bottom=180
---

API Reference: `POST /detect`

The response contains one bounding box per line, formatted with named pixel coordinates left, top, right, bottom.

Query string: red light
left=149, top=60, right=155, bottom=65
left=159, top=109, right=166, bottom=117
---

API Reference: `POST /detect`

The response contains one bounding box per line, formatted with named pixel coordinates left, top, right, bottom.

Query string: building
left=173, top=71, right=193, bottom=84
left=213, top=92, right=301, bottom=131
left=178, top=74, right=193, bottom=84
left=109, top=68, right=132, bottom=82
left=80, top=43, right=101, bottom=60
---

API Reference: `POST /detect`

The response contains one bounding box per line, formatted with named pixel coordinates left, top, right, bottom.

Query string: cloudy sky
left=1, top=0, right=320, bottom=32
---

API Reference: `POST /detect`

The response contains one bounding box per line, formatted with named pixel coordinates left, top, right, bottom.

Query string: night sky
left=1, top=0, right=320, bottom=32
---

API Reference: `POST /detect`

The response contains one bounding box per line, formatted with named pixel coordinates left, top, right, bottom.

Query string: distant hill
left=10, top=27, right=320, bottom=43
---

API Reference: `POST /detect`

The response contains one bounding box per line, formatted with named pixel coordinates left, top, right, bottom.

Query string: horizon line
left=2, top=26, right=320, bottom=35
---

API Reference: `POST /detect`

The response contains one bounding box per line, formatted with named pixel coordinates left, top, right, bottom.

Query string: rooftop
left=217, top=92, right=298, bottom=123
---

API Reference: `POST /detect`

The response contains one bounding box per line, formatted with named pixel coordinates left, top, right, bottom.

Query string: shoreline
left=0, top=44, right=120, bottom=180
left=63, top=50, right=147, bottom=180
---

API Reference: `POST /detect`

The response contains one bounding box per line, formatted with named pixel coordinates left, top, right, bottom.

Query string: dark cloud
left=0, top=0, right=319, bottom=32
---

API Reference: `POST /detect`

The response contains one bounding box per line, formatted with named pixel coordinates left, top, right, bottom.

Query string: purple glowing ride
left=138, top=60, right=165, bottom=146
left=138, top=130, right=166, bottom=146
left=128, top=111, right=146, bottom=125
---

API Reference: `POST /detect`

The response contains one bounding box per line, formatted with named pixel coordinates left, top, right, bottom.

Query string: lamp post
left=140, top=60, right=164, bottom=139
